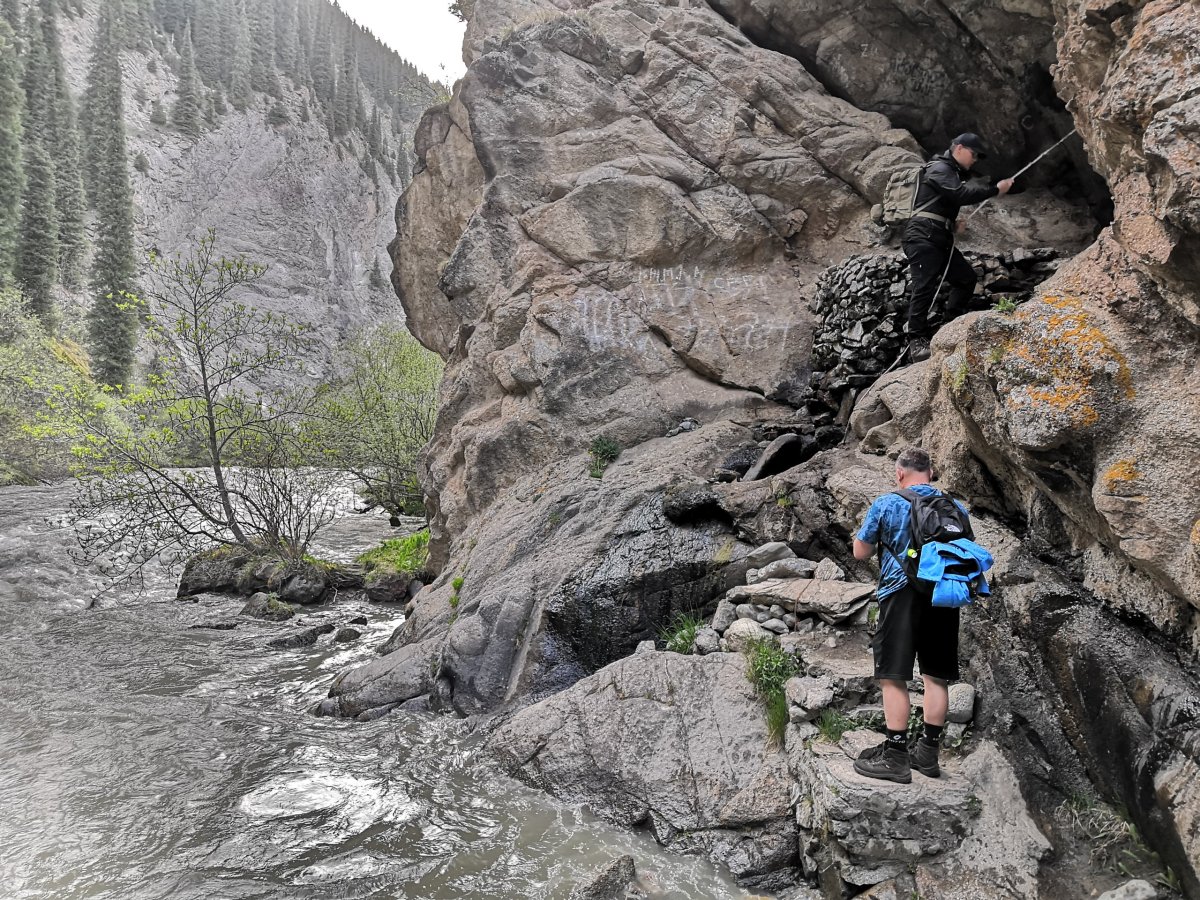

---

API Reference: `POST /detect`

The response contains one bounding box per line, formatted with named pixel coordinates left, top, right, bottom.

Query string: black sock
left=923, top=722, right=944, bottom=744
left=886, top=729, right=907, bottom=748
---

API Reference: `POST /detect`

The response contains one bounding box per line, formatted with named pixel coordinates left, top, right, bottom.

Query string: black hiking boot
left=907, top=336, right=931, bottom=362
left=853, top=741, right=912, bottom=784
left=911, top=737, right=941, bottom=778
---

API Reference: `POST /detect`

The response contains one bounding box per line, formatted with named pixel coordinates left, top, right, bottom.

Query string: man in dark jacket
left=904, top=133, right=1013, bottom=361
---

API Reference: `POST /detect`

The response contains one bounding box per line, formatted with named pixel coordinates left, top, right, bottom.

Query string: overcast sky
left=338, top=1, right=468, bottom=85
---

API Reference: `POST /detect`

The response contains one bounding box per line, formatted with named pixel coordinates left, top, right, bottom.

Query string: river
left=0, top=483, right=752, bottom=899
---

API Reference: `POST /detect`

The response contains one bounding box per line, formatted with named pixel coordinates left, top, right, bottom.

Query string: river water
left=0, top=484, right=751, bottom=900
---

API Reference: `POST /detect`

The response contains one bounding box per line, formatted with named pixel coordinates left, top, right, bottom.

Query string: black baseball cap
left=951, top=133, right=988, bottom=158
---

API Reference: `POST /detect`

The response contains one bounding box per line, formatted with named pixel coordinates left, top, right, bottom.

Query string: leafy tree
left=0, top=0, right=21, bottom=29
left=0, top=18, right=23, bottom=280
left=149, top=96, right=166, bottom=124
left=265, top=98, right=288, bottom=125
left=50, top=232, right=340, bottom=585
left=85, top=0, right=139, bottom=387
left=247, top=0, right=277, bottom=95
left=313, top=324, right=442, bottom=519
left=0, top=284, right=90, bottom=484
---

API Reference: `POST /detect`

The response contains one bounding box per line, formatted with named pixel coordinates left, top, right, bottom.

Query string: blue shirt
left=857, top=485, right=966, bottom=599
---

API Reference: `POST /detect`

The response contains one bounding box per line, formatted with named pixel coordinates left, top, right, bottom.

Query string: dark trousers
left=903, top=237, right=978, bottom=338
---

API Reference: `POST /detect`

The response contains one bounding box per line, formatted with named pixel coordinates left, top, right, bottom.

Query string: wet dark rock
left=568, top=855, right=646, bottom=900
left=661, top=480, right=726, bottom=524
left=188, top=621, right=239, bottom=631
left=239, top=591, right=295, bottom=622
left=267, top=622, right=335, bottom=650
left=742, top=434, right=813, bottom=482
left=334, top=627, right=362, bottom=643
left=348, top=616, right=368, bottom=626
left=365, top=571, right=422, bottom=603
left=717, top=444, right=762, bottom=478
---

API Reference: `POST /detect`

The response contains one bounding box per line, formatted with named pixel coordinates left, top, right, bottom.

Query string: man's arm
left=926, top=160, right=999, bottom=205
left=853, top=538, right=875, bottom=561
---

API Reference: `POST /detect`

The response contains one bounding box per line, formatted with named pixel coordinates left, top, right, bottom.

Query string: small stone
left=783, top=613, right=797, bottom=628
left=693, top=627, right=721, bottom=655
left=824, top=635, right=838, bottom=649
left=948, top=682, right=976, bottom=723
left=635, top=640, right=656, bottom=655
left=761, top=618, right=789, bottom=635
left=724, top=618, right=773, bottom=652
left=794, top=618, right=815, bottom=634
left=813, top=558, right=846, bottom=581
left=769, top=604, right=787, bottom=619
left=760, top=558, right=818, bottom=579
left=1096, top=880, right=1157, bottom=900
left=735, top=603, right=757, bottom=620
left=745, top=541, right=796, bottom=568
left=746, top=567, right=764, bottom=584
left=711, top=599, right=738, bottom=633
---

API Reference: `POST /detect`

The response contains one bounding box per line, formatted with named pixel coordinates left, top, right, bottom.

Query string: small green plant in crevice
left=991, top=295, right=1019, bottom=314
left=588, top=436, right=621, bottom=478
left=745, top=640, right=801, bottom=746
left=449, top=574, right=465, bottom=611
left=547, top=509, right=562, bottom=528
left=774, top=484, right=793, bottom=508
left=867, top=603, right=879, bottom=627
left=815, top=708, right=857, bottom=743
left=659, top=611, right=705, bottom=655
left=988, top=345, right=1007, bottom=366
left=949, top=357, right=970, bottom=393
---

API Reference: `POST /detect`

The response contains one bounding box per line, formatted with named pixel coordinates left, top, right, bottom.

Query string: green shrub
left=588, top=436, right=621, bottom=478
left=659, top=611, right=705, bottom=654
left=745, top=640, right=800, bottom=746
left=816, top=709, right=857, bottom=743
left=356, top=529, right=430, bottom=576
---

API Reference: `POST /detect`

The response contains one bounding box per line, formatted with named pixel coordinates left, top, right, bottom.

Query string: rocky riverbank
left=330, top=0, right=1200, bottom=896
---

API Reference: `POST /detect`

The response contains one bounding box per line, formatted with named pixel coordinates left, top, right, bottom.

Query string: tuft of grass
left=659, top=611, right=705, bottom=654
left=745, top=640, right=800, bottom=746
left=816, top=708, right=857, bottom=743
left=766, top=692, right=790, bottom=744
left=356, top=529, right=430, bottom=577
left=588, top=436, right=621, bottom=478
left=992, top=296, right=1019, bottom=314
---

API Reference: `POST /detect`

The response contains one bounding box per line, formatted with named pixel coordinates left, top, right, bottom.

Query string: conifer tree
left=171, top=22, right=202, bottom=137
left=15, top=142, right=58, bottom=322
left=0, top=18, right=22, bottom=281
left=334, top=41, right=357, bottom=136
left=192, top=0, right=222, bottom=86
left=85, top=0, right=139, bottom=386
left=0, top=0, right=20, bottom=31
left=274, top=0, right=296, bottom=80
left=40, top=0, right=87, bottom=288
left=248, top=0, right=277, bottom=95
left=227, top=2, right=251, bottom=111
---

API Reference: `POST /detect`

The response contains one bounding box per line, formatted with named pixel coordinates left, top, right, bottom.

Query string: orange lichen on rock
left=1102, top=458, right=1142, bottom=492
left=1005, top=293, right=1135, bottom=429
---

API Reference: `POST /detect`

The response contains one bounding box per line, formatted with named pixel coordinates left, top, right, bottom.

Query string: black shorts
left=871, top=583, right=960, bottom=682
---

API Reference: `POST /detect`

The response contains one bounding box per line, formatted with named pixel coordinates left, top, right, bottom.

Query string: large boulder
left=486, top=652, right=799, bottom=889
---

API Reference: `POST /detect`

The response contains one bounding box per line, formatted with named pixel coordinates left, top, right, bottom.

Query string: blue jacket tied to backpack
left=917, top=538, right=993, bottom=608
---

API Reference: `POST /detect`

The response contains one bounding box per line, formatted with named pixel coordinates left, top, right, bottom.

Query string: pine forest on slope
left=0, top=0, right=438, bottom=384
left=0, top=0, right=445, bottom=487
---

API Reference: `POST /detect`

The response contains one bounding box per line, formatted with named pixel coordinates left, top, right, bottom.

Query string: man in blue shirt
left=851, top=446, right=963, bottom=783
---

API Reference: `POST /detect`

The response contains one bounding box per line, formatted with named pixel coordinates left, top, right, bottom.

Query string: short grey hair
left=896, top=446, right=932, bottom=474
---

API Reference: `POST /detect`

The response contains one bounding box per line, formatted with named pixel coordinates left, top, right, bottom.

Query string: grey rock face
left=711, top=599, right=738, bottom=634
left=487, top=653, right=798, bottom=887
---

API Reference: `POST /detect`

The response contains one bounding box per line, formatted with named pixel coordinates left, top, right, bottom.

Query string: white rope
left=967, top=128, right=1080, bottom=220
